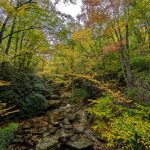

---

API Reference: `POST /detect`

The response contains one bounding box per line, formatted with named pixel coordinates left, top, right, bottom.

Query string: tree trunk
left=124, top=3, right=132, bottom=87
left=125, top=22, right=132, bottom=87
left=5, top=17, right=16, bottom=54
left=0, top=16, right=10, bottom=45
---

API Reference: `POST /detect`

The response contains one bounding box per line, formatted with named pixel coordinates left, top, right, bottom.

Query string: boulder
left=70, top=134, right=80, bottom=142
left=67, top=138, right=93, bottom=150
left=36, top=137, right=58, bottom=150
left=48, top=124, right=58, bottom=134
left=59, top=130, right=73, bottom=143
left=59, top=129, right=73, bottom=139
left=67, top=114, right=77, bottom=123
left=43, top=132, right=50, bottom=138
left=63, top=124, right=73, bottom=130
left=50, top=94, right=60, bottom=100
left=63, top=118, right=70, bottom=125
left=73, top=124, right=85, bottom=133
left=84, top=130, right=99, bottom=142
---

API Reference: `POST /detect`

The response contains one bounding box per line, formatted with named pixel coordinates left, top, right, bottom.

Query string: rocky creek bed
left=8, top=99, right=108, bottom=150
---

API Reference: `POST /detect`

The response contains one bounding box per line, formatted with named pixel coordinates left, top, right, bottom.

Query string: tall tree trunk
left=14, top=29, right=19, bottom=65
left=125, top=22, right=132, bottom=87
left=5, top=17, right=16, bottom=54
left=1, top=17, right=16, bottom=71
left=124, top=3, right=132, bottom=87
left=0, top=16, right=10, bottom=45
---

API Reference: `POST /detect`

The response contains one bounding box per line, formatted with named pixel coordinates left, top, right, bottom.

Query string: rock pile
left=8, top=99, right=103, bottom=150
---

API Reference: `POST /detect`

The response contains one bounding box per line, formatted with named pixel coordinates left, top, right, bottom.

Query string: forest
left=0, top=0, right=150, bottom=150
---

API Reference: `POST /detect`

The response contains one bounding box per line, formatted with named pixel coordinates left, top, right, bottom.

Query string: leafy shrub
left=131, top=56, right=150, bottom=72
left=21, top=93, right=48, bottom=117
left=70, top=88, right=88, bottom=103
left=0, top=67, right=52, bottom=117
left=33, top=83, right=46, bottom=94
left=127, top=74, right=150, bottom=104
left=88, top=95, right=150, bottom=149
left=0, top=123, right=18, bottom=150
left=73, top=88, right=88, bottom=99
left=72, top=79, right=102, bottom=100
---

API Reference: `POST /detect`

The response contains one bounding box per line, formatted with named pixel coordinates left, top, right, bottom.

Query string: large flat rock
left=36, top=137, right=58, bottom=150
left=67, top=138, right=93, bottom=150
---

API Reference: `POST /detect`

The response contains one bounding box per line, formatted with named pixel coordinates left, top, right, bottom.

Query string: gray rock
left=67, top=138, right=93, bottom=150
left=52, top=121, right=60, bottom=127
left=70, top=134, right=79, bottom=142
left=49, top=127, right=58, bottom=134
left=63, top=118, right=70, bottom=125
left=36, top=137, right=58, bottom=150
left=51, top=94, right=60, bottom=99
left=59, top=130, right=73, bottom=139
left=84, top=130, right=99, bottom=142
left=73, top=125, right=85, bottom=133
left=59, top=130, right=73, bottom=143
left=67, top=114, right=77, bottom=122
left=24, top=133, right=32, bottom=140
left=48, top=124, right=53, bottom=129
left=66, top=104, right=71, bottom=108
left=63, top=124, right=73, bottom=130
left=43, top=132, right=50, bottom=138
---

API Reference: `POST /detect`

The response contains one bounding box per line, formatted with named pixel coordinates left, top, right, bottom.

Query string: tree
left=78, top=0, right=133, bottom=86
left=0, top=0, right=70, bottom=71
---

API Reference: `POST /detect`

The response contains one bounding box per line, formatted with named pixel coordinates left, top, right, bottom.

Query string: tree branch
left=1, top=27, right=36, bottom=41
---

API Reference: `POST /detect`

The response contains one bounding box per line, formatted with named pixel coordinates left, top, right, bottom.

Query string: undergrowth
left=87, top=95, right=150, bottom=149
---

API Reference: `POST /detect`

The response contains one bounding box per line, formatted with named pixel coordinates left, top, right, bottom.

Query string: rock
left=58, top=116, right=64, bottom=121
left=24, top=133, right=32, bottom=140
left=66, top=104, right=71, bottom=108
left=43, top=132, right=50, bottom=138
left=63, top=118, right=70, bottom=125
left=36, top=137, right=58, bottom=150
left=52, top=121, right=60, bottom=127
left=67, top=114, right=77, bottom=123
left=25, top=139, right=34, bottom=147
left=18, top=129, right=31, bottom=134
left=48, top=100, right=61, bottom=108
left=22, top=122, right=32, bottom=129
left=49, top=125, right=58, bottom=134
left=67, top=138, right=93, bottom=150
left=63, top=124, right=73, bottom=130
left=70, top=134, right=79, bottom=142
left=60, top=130, right=73, bottom=138
left=12, top=138, right=24, bottom=144
left=84, top=130, right=99, bottom=142
left=73, top=125, right=85, bottom=133
left=51, top=94, right=60, bottom=100
left=61, top=92, right=72, bottom=99
left=48, top=124, right=53, bottom=129
left=59, top=130, right=73, bottom=143
left=78, top=111, right=87, bottom=125
left=31, top=135, right=40, bottom=143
